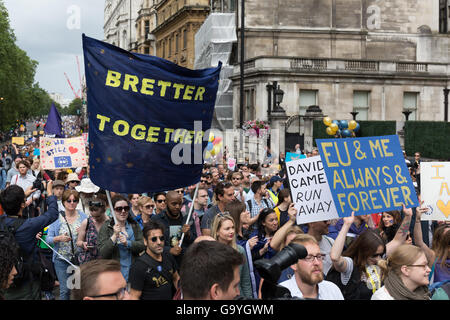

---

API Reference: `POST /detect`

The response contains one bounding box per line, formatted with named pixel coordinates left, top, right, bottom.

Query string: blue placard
left=286, top=152, right=307, bottom=162
left=316, top=135, right=419, bottom=217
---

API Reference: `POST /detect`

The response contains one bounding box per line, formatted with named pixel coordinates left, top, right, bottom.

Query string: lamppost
left=350, top=111, right=359, bottom=120
left=402, top=110, right=412, bottom=121
left=444, top=87, right=449, bottom=122
left=266, top=81, right=285, bottom=118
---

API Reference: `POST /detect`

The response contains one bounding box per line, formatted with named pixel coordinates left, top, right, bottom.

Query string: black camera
left=32, top=178, right=44, bottom=191
left=254, top=243, right=307, bottom=299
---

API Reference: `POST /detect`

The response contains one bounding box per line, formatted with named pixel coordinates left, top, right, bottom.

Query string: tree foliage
left=0, top=1, right=58, bottom=130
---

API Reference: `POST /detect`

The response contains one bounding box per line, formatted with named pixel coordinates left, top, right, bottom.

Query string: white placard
left=286, top=156, right=339, bottom=224
left=420, top=162, right=450, bottom=221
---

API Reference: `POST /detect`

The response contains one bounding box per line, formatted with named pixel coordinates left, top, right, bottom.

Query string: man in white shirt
left=280, top=234, right=344, bottom=300
left=306, top=220, right=335, bottom=276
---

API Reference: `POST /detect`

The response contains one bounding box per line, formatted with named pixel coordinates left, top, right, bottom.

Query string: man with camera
left=279, top=234, right=344, bottom=300
left=10, top=160, right=41, bottom=218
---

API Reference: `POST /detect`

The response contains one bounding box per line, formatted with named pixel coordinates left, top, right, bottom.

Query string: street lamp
left=267, top=81, right=285, bottom=116
left=274, top=85, right=284, bottom=111
left=402, top=110, right=412, bottom=121
left=350, top=111, right=359, bottom=120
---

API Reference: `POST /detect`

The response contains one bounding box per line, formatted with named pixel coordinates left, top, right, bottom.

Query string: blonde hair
left=290, top=233, right=317, bottom=247
left=210, top=213, right=237, bottom=250
left=137, top=196, right=152, bottom=209
left=378, top=244, right=425, bottom=281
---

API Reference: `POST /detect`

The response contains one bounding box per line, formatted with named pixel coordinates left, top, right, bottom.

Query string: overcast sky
left=4, top=0, right=104, bottom=102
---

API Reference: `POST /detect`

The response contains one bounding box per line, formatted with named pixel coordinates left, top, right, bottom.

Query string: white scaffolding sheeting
left=195, top=13, right=236, bottom=131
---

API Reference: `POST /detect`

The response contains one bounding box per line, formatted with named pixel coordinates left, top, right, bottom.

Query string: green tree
left=64, top=98, right=83, bottom=116
left=0, top=1, right=56, bottom=131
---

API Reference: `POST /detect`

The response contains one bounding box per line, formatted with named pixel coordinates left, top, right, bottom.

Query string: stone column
left=302, top=105, right=324, bottom=153
left=269, top=109, right=288, bottom=157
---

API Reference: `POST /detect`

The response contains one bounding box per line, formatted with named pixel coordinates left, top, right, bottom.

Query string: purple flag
left=44, top=103, right=64, bottom=137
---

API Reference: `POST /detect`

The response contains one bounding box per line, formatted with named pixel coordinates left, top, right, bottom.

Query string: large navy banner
left=82, top=35, right=221, bottom=193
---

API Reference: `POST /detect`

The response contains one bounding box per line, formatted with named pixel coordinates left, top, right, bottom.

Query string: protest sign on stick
left=286, top=156, right=339, bottom=224
left=420, top=162, right=450, bottom=221
left=40, top=136, right=87, bottom=170
left=317, top=135, right=419, bottom=217
left=286, top=152, right=306, bottom=162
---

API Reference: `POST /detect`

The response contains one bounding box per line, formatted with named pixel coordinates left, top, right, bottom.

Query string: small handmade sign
left=421, top=162, right=450, bottom=221
left=40, top=136, right=87, bottom=169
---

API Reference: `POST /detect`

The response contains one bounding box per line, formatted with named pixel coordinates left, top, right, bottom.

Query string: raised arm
left=413, top=202, right=435, bottom=267
left=330, top=212, right=354, bottom=273
left=385, top=204, right=412, bottom=257
left=270, top=203, right=297, bottom=252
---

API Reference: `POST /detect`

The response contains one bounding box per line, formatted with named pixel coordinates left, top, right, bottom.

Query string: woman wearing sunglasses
left=76, top=194, right=109, bottom=264
left=47, top=189, right=88, bottom=300
left=135, top=196, right=155, bottom=230
left=98, top=195, right=145, bottom=282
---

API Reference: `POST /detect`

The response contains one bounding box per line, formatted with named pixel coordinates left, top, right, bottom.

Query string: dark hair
left=257, top=208, right=277, bottom=238
left=142, top=220, right=165, bottom=240
left=250, top=180, right=264, bottom=194
left=153, top=192, right=166, bottom=202
left=0, top=237, right=18, bottom=290
left=17, top=160, right=30, bottom=169
left=0, top=185, right=25, bottom=216
left=179, top=240, right=243, bottom=299
left=214, top=181, right=233, bottom=201
left=190, top=186, right=208, bottom=200
left=343, top=229, right=385, bottom=274
left=111, top=195, right=136, bottom=225
left=276, top=189, right=291, bottom=206
left=70, top=259, right=121, bottom=300
left=225, top=200, right=247, bottom=234
left=127, top=194, right=141, bottom=201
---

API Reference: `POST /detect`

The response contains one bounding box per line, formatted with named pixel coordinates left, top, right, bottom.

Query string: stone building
left=104, top=0, right=142, bottom=50
left=152, top=0, right=211, bottom=68
left=230, top=0, right=450, bottom=157
left=135, top=0, right=158, bottom=55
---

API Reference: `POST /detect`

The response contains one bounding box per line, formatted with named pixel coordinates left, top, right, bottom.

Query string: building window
left=353, top=91, right=370, bottom=121
left=175, top=33, right=179, bottom=53
left=183, top=29, right=187, bottom=49
left=145, top=20, right=150, bottom=38
left=299, top=90, right=318, bottom=116
left=168, top=37, right=172, bottom=57
left=162, top=41, right=165, bottom=58
left=245, top=88, right=255, bottom=121
left=144, top=47, right=150, bottom=55
left=403, top=92, right=418, bottom=121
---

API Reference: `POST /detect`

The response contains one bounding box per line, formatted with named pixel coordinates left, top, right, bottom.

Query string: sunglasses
left=150, top=236, right=164, bottom=242
left=89, top=201, right=104, bottom=207
left=114, top=206, right=130, bottom=212
left=66, top=199, right=79, bottom=204
left=156, top=199, right=166, bottom=203
left=144, top=204, right=155, bottom=209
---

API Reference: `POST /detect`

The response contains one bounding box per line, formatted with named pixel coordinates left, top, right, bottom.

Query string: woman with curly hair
left=0, top=242, right=18, bottom=300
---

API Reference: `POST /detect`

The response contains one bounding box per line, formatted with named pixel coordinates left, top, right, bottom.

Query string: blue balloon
left=206, top=142, right=213, bottom=151
left=341, top=129, right=351, bottom=137
left=339, top=120, right=348, bottom=130
left=332, top=120, right=339, bottom=126
left=336, top=129, right=341, bottom=136
left=354, top=123, right=360, bottom=132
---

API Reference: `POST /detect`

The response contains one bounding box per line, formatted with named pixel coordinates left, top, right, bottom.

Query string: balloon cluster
left=323, top=117, right=360, bottom=138
left=205, top=133, right=223, bottom=159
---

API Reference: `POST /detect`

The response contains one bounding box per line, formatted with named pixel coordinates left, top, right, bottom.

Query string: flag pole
left=179, top=182, right=200, bottom=247
left=106, top=190, right=118, bottom=225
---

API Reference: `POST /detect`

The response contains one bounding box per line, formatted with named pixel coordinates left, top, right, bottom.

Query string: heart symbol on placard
left=69, top=146, right=78, bottom=154
left=436, top=200, right=450, bottom=218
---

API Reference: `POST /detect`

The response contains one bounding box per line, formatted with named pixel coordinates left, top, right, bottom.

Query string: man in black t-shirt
left=128, top=221, right=179, bottom=300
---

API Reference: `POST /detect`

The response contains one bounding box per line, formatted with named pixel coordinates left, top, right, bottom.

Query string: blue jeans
left=54, top=258, right=75, bottom=300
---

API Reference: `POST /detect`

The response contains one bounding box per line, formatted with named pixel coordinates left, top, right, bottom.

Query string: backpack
left=247, top=199, right=270, bottom=213
left=0, top=216, right=27, bottom=285
left=430, top=280, right=450, bottom=300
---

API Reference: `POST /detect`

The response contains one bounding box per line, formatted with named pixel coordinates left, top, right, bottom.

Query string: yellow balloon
left=209, top=133, right=215, bottom=142
left=205, top=152, right=211, bottom=159
left=213, top=145, right=221, bottom=155
left=329, top=123, right=338, bottom=133
left=348, top=120, right=357, bottom=130
left=323, top=117, right=332, bottom=126
left=326, top=127, right=335, bottom=135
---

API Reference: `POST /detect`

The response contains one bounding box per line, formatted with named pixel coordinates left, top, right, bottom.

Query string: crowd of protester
left=0, top=129, right=448, bottom=301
